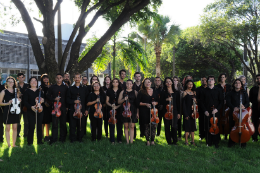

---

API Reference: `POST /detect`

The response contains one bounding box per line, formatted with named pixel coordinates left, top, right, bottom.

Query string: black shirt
left=102, top=86, right=109, bottom=94
left=106, top=88, right=121, bottom=106
left=133, top=82, right=141, bottom=92
left=196, top=86, right=206, bottom=112
left=23, top=88, right=44, bottom=111
left=249, top=86, right=260, bottom=110
left=18, top=82, right=29, bottom=95
left=87, top=92, right=106, bottom=116
left=119, top=81, right=126, bottom=91
left=0, top=84, right=5, bottom=92
left=66, top=85, right=89, bottom=112
left=215, top=83, right=232, bottom=93
left=226, top=90, right=249, bottom=112
left=47, top=84, right=68, bottom=109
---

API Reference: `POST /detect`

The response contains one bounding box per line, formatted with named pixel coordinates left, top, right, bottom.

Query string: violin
left=94, top=94, right=103, bottom=118
left=35, top=87, right=43, bottom=113
left=10, top=88, right=21, bottom=114
left=108, top=103, right=117, bottom=125
left=123, top=92, right=132, bottom=118
left=191, top=95, right=199, bottom=119
left=164, top=95, right=173, bottom=120
left=230, top=88, right=254, bottom=145
left=73, top=94, right=82, bottom=119
left=219, top=85, right=230, bottom=135
left=151, top=99, right=159, bottom=125
left=209, top=105, right=219, bottom=135
left=52, top=92, right=61, bottom=117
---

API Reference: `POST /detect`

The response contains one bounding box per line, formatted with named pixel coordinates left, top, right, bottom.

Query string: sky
left=3, top=0, right=215, bottom=41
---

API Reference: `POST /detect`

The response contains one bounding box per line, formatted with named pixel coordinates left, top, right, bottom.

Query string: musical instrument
left=209, top=105, right=219, bottom=135
left=151, top=99, right=159, bottom=125
left=10, top=88, right=21, bottom=114
left=52, top=92, right=61, bottom=117
left=73, top=94, right=82, bottom=119
left=219, top=85, right=230, bottom=135
left=191, top=95, right=199, bottom=119
left=108, top=103, right=117, bottom=125
left=164, top=95, right=173, bottom=120
left=122, top=92, right=132, bottom=118
left=94, top=94, right=103, bottom=118
left=35, top=87, right=43, bottom=113
left=230, top=88, right=254, bottom=146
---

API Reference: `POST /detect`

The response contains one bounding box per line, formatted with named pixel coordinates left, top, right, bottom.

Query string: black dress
left=41, top=85, right=52, bottom=124
left=102, top=86, right=110, bottom=137
left=3, top=89, right=20, bottom=124
left=122, top=90, right=138, bottom=123
left=182, top=92, right=196, bottom=132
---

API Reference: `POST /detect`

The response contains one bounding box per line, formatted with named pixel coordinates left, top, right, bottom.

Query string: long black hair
left=231, top=78, right=244, bottom=91
left=91, top=81, right=104, bottom=95
left=40, top=73, right=49, bottom=86
left=183, top=79, right=196, bottom=91
left=163, top=77, right=176, bottom=92
left=28, top=77, right=38, bottom=88
left=110, top=78, right=122, bottom=90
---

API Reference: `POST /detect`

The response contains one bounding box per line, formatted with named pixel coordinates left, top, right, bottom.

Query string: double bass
left=209, top=105, right=219, bottom=135
left=219, top=85, right=230, bottom=135
left=122, top=92, right=132, bottom=118
left=108, top=103, right=117, bottom=125
left=10, top=88, right=21, bottom=114
left=94, top=95, right=103, bottom=118
left=52, top=92, right=61, bottom=117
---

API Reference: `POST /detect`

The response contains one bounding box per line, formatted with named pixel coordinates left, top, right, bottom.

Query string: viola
left=191, top=95, right=199, bottom=119
left=219, top=85, right=230, bottom=135
left=108, top=103, right=117, bottom=125
left=94, top=94, right=103, bottom=118
left=122, top=92, right=132, bottom=118
left=73, top=94, right=82, bottom=119
left=10, top=88, right=21, bottom=114
left=164, top=95, right=173, bottom=120
left=52, top=92, right=62, bottom=117
left=151, top=99, right=159, bottom=125
left=209, top=105, right=219, bottom=135
left=35, top=87, right=43, bottom=113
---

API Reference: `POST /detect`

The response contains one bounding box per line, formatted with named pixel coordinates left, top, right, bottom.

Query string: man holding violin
left=47, top=73, right=68, bottom=144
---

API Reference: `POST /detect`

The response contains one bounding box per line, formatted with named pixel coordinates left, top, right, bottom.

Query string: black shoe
left=44, top=136, right=50, bottom=142
left=215, top=144, right=219, bottom=148
left=252, top=139, right=258, bottom=142
left=70, top=140, right=74, bottom=143
left=27, top=143, right=32, bottom=146
left=49, top=140, right=56, bottom=145
left=38, top=142, right=44, bottom=145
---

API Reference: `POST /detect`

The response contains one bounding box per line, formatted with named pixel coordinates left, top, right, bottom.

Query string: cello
left=209, top=105, right=219, bottom=135
left=108, top=103, right=117, bottom=125
left=219, top=85, right=230, bottom=135
left=52, top=92, right=61, bottom=117
left=122, top=92, right=132, bottom=118
left=94, top=94, right=103, bottom=118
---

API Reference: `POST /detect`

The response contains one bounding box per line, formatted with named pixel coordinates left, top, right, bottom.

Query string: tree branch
left=53, top=0, right=63, bottom=16
left=34, top=0, right=46, bottom=17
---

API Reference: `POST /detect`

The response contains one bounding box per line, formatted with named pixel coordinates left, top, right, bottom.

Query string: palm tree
left=138, top=15, right=180, bottom=77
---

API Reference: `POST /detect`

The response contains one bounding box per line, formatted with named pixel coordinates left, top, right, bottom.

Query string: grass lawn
left=0, top=118, right=260, bottom=173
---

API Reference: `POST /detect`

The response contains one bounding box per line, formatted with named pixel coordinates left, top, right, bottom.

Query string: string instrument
left=191, top=95, right=199, bottom=119
left=122, top=92, right=132, bottom=118
left=151, top=99, right=159, bottom=125
left=219, top=85, right=230, bottom=135
left=73, top=94, right=82, bottom=119
left=35, top=87, right=43, bottom=113
left=52, top=92, right=61, bottom=117
left=10, top=88, right=21, bottom=114
left=209, top=105, right=219, bottom=135
left=108, top=103, right=117, bottom=125
left=230, top=88, right=253, bottom=145
left=94, top=94, right=103, bottom=118
left=164, top=95, right=173, bottom=120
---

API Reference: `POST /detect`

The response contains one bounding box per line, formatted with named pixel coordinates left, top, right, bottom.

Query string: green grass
left=1, top=118, right=260, bottom=173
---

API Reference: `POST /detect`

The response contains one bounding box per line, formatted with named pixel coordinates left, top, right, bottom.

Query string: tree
left=200, top=0, right=260, bottom=83
left=4, top=0, right=161, bottom=82
left=138, top=15, right=180, bottom=77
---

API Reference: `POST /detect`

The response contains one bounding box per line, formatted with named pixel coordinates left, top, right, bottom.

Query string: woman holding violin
left=118, top=79, right=139, bottom=144
left=137, top=78, right=158, bottom=146
left=161, top=77, right=180, bottom=145
left=182, top=80, right=197, bottom=146
left=226, top=79, right=250, bottom=148
left=103, top=76, right=111, bottom=138
left=87, top=81, right=106, bottom=141
left=0, top=76, right=20, bottom=147
left=23, top=77, right=44, bottom=146
left=106, top=78, right=121, bottom=144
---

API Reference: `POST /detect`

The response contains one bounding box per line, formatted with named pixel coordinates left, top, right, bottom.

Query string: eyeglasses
left=208, top=79, right=214, bottom=81
left=7, top=81, right=14, bottom=83
left=83, top=79, right=88, bottom=81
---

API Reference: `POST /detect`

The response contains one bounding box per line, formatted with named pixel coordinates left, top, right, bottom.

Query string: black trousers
left=109, top=124, right=115, bottom=142
left=199, top=111, right=205, bottom=139
left=91, top=117, right=102, bottom=141
left=17, top=110, right=29, bottom=137
left=205, top=117, right=219, bottom=146
left=252, top=111, right=259, bottom=141
left=156, top=110, right=163, bottom=135
left=139, top=122, right=145, bottom=137
left=103, top=108, right=109, bottom=137
left=0, top=108, right=3, bottom=142
left=65, top=109, right=70, bottom=137
left=69, top=112, right=85, bottom=142
left=164, top=118, right=177, bottom=144
left=116, top=120, right=123, bottom=142
left=52, top=109, right=67, bottom=142
left=27, top=111, right=43, bottom=145
left=177, top=115, right=182, bottom=138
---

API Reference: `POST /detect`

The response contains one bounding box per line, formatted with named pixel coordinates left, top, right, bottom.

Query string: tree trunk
left=113, top=35, right=116, bottom=79
left=172, top=46, right=175, bottom=77
left=154, top=45, right=161, bottom=77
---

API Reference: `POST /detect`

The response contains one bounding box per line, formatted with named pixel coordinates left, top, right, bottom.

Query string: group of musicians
left=0, top=70, right=259, bottom=149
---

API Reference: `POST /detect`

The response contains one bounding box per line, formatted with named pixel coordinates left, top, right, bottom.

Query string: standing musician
left=119, top=69, right=127, bottom=90
left=118, top=79, right=139, bottom=144
left=239, top=75, right=250, bottom=96
left=182, top=75, right=193, bottom=87
left=0, top=76, right=20, bottom=147
left=23, top=77, right=44, bottom=146
left=40, top=74, right=52, bottom=142
left=249, top=74, right=260, bottom=142
left=103, top=76, right=111, bottom=138
left=17, top=73, right=29, bottom=138
left=87, top=82, right=106, bottom=141
left=106, top=78, right=122, bottom=144
left=63, top=72, right=71, bottom=138
left=226, top=79, right=249, bottom=147
left=88, top=75, right=100, bottom=93
left=82, top=76, right=88, bottom=87
left=173, top=76, right=183, bottom=141
left=137, top=78, right=159, bottom=146
left=0, top=82, right=5, bottom=143
left=196, top=77, right=207, bottom=141
left=152, top=77, right=163, bottom=137
left=47, top=73, right=68, bottom=144
left=216, top=73, right=231, bottom=140
left=160, top=77, right=180, bottom=145
left=182, top=80, right=197, bottom=146
left=201, top=75, right=223, bottom=148
left=133, top=72, right=142, bottom=139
